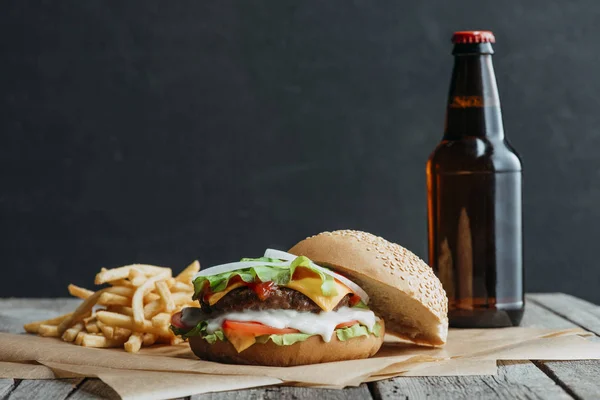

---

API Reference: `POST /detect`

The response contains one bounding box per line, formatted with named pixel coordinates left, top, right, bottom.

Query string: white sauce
left=181, top=306, right=377, bottom=343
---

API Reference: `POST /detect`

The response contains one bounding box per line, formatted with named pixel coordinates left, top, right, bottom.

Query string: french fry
left=62, top=322, right=84, bottom=342
left=106, top=305, right=133, bottom=317
left=109, top=279, right=134, bottom=287
left=132, top=270, right=171, bottom=327
left=96, top=320, right=114, bottom=339
left=106, top=286, right=135, bottom=297
left=57, top=289, right=107, bottom=335
left=142, top=333, right=157, bottom=346
left=38, top=324, right=59, bottom=337
left=98, top=292, right=130, bottom=306
left=124, top=332, right=143, bottom=353
left=145, top=293, right=161, bottom=303
left=155, top=281, right=175, bottom=312
left=172, top=291, right=195, bottom=305
left=24, top=312, right=73, bottom=334
left=95, top=264, right=168, bottom=285
left=96, top=311, right=171, bottom=336
left=74, top=331, right=86, bottom=345
left=143, top=300, right=165, bottom=319
left=170, top=281, right=193, bottom=293
left=85, top=320, right=99, bottom=334
left=68, top=284, right=95, bottom=299
left=81, top=334, right=127, bottom=348
left=113, top=327, right=132, bottom=341
left=175, top=260, right=200, bottom=283
left=170, top=336, right=185, bottom=345
left=129, top=267, right=147, bottom=287
left=151, top=312, right=172, bottom=328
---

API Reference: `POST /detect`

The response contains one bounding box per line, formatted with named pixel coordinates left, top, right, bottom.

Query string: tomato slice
left=222, top=320, right=300, bottom=335
left=171, top=311, right=186, bottom=329
left=335, top=320, right=359, bottom=329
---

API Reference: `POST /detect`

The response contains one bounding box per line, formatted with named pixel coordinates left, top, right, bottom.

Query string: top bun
left=289, top=230, right=448, bottom=346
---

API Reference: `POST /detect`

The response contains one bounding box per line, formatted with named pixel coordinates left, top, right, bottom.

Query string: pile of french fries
left=24, top=262, right=200, bottom=352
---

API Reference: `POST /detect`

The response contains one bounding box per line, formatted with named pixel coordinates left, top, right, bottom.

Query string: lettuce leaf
left=192, top=256, right=338, bottom=298
left=289, top=256, right=337, bottom=296
left=255, top=332, right=313, bottom=346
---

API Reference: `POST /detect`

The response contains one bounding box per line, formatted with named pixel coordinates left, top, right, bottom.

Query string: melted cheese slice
left=284, top=278, right=352, bottom=312
left=207, top=282, right=245, bottom=305
left=223, top=329, right=256, bottom=353
left=206, top=278, right=353, bottom=312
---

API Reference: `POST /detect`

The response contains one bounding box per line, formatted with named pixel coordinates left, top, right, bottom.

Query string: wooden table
left=1, top=293, right=599, bottom=399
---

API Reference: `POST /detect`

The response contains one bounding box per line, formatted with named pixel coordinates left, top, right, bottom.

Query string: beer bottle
left=426, top=31, right=524, bottom=328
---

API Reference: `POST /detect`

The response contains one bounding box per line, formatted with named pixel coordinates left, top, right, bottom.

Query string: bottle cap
left=452, top=31, right=495, bottom=44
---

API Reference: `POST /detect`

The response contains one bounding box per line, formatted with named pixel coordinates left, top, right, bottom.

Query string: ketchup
left=201, top=276, right=277, bottom=303
left=248, top=281, right=276, bottom=301
left=349, top=294, right=361, bottom=307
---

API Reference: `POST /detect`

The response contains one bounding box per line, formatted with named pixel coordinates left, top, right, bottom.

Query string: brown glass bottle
left=426, top=31, right=524, bottom=328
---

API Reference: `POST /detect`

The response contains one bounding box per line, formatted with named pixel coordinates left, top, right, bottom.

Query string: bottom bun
left=189, top=320, right=385, bottom=367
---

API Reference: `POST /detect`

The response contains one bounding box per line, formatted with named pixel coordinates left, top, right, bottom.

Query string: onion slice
left=193, top=260, right=290, bottom=280
left=264, top=248, right=370, bottom=304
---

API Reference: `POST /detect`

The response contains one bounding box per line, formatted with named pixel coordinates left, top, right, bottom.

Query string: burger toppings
left=172, top=251, right=380, bottom=353
left=173, top=306, right=381, bottom=352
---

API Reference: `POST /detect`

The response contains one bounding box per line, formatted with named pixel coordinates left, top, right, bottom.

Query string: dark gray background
left=2, top=1, right=599, bottom=302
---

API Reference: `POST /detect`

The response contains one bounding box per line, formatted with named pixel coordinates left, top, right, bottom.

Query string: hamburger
left=171, top=230, right=448, bottom=366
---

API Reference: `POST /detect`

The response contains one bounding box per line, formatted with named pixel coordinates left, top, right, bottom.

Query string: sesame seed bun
left=189, top=320, right=385, bottom=367
left=289, top=230, right=448, bottom=346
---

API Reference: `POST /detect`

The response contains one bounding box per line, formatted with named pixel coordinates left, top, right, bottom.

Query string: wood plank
left=5, top=378, right=82, bottom=400
left=68, top=378, right=121, bottom=400
left=0, top=298, right=80, bottom=334
left=191, top=385, right=372, bottom=400
left=528, top=293, right=600, bottom=335
left=370, top=300, right=580, bottom=399
left=525, top=293, right=600, bottom=400
left=0, top=379, right=17, bottom=398
left=370, top=360, right=571, bottom=400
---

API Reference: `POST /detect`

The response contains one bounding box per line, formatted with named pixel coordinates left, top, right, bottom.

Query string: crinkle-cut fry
left=106, top=305, right=133, bottom=317
left=142, top=333, right=157, bottom=346
left=124, top=332, right=143, bottom=353
left=170, top=281, right=193, bottom=293
left=38, top=324, right=59, bottom=337
left=57, top=289, right=107, bottom=335
left=24, top=312, right=73, bottom=333
left=95, top=264, right=169, bottom=285
left=81, top=334, right=127, bottom=348
left=62, top=322, right=84, bottom=342
left=155, top=281, right=175, bottom=312
left=151, top=312, right=171, bottom=328
left=176, top=260, right=200, bottom=283
left=96, top=320, right=114, bottom=339
left=132, top=270, right=171, bottom=327
left=96, top=311, right=171, bottom=336
left=98, top=292, right=130, bottom=306
left=68, top=284, right=95, bottom=299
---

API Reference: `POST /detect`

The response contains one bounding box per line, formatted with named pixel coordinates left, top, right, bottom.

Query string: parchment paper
left=1, top=328, right=599, bottom=399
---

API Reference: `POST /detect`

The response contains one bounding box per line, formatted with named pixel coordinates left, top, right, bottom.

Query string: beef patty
left=200, top=286, right=351, bottom=314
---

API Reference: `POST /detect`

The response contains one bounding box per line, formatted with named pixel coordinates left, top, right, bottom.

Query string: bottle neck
left=444, top=51, right=504, bottom=140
